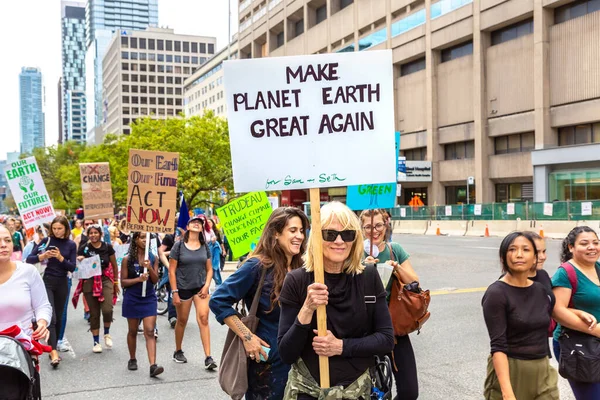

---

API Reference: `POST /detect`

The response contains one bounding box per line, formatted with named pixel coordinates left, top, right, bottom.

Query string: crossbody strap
left=559, top=262, right=578, bottom=309
left=386, top=243, right=395, bottom=262
left=248, top=267, right=267, bottom=317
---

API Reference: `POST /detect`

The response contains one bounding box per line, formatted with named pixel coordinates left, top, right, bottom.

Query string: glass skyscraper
left=85, top=0, right=158, bottom=135
left=61, top=1, right=87, bottom=143
left=19, top=67, right=45, bottom=155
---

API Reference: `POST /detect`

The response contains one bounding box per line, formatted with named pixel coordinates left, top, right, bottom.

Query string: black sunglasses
left=321, top=229, right=357, bottom=242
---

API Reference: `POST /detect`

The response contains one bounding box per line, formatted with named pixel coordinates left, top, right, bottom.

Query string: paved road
left=40, top=235, right=575, bottom=399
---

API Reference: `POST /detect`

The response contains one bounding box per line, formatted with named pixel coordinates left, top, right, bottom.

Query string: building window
left=139, top=38, right=146, bottom=49
left=130, top=37, right=137, bottom=49
left=494, top=132, right=535, bottom=154
left=148, top=39, right=155, bottom=50
left=166, top=40, right=173, bottom=51
left=401, top=147, right=427, bottom=161
left=558, top=123, right=600, bottom=146
left=157, top=40, right=164, bottom=50
left=400, top=57, right=426, bottom=76
left=174, top=41, right=181, bottom=51
left=200, top=43, right=206, bottom=53
left=122, top=85, right=129, bottom=92
left=316, top=5, right=327, bottom=24
left=183, top=41, right=189, bottom=52
left=491, top=18, right=533, bottom=45
left=496, top=183, right=533, bottom=203
left=441, top=41, right=473, bottom=63
left=208, top=43, right=215, bottom=54
left=122, top=63, right=129, bottom=71
left=295, top=19, right=305, bottom=37
left=340, top=0, right=353, bottom=9
left=444, top=141, right=475, bottom=160
left=555, top=0, right=600, bottom=24
left=549, top=169, right=600, bottom=201
left=121, top=51, right=129, bottom=59
left=192, top=42, right=198, bottom=52
left=446, top=185, right=476, bottom=205
left=121, top=36, right=128, bottom=47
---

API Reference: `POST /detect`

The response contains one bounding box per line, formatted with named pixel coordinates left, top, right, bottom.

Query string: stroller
left=0, top=335, right=41, bottom=400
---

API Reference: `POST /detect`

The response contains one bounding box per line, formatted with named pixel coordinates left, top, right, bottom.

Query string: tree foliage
left=19, top=113, right=233, bottom=213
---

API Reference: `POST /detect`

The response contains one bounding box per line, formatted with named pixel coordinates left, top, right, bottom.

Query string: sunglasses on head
left=321, top=229, right=357, bottom=242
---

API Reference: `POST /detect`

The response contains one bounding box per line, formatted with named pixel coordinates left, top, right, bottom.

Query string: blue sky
left=0, top=0, right=237, bottom=160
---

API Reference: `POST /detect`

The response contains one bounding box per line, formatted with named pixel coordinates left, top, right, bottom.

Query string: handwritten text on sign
left=80, top=162, right=114, bottom=220
left=346, top=183, right=397, bottom=210
left=216, top=192, right=273, bottom=258
left=224, top=51, right=396, bottom=193
left=126, top=149, right=179, bottom=234
left=3, top=157, right=55, bottom=229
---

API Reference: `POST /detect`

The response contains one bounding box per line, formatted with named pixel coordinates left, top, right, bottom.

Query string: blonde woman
left=278, top=202, right=394, bottom=399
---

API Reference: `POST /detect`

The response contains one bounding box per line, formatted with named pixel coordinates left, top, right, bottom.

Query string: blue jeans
left=58, top=277, right=72, bottom=341
left=553, top=338, right=600, bottom=399
left=213, top=268, right=222, bottom=286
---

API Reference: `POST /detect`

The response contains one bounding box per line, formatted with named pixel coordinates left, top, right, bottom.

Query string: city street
left=40, top=234, right=574, bottom=400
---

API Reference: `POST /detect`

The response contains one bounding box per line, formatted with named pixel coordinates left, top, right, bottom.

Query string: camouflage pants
left=283, top=358, right=372, bottom=399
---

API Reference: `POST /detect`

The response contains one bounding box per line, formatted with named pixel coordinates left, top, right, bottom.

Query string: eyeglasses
left=321, top=229, right=357, bottom=242
left=362, top=223, right=385, bottom=232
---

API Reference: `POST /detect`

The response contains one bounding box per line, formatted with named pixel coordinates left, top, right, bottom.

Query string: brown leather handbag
left=387, top=244, right=431, bottom=336
left=218, top=268, right=267, bottom=400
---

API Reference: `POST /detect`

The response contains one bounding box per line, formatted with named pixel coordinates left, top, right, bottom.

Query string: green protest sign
left=216, top=191, right=273, bottom=258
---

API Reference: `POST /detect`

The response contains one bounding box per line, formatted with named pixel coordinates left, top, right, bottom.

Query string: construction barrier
left=391, top=220, right=428, bottom=235
left=466, top=220, right=518, bottom=237
left=425, top=220, right=468, bottom=236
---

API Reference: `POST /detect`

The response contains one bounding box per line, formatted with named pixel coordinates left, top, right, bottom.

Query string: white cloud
left=0, top=0, right=238, bottom=161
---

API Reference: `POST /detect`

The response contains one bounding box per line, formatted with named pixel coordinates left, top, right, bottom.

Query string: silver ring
left=249, top=354, right=254, bottom=358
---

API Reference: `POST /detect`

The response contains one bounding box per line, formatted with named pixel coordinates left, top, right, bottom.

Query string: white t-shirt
left=0, top=262, right=52, bottom=335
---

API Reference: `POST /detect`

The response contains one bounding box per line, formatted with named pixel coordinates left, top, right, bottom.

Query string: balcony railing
left=239, top=18, right=252, bottom=32
left=239, top=0, right=251, bottom=12
left=268, top=0, right=283, bottom=11
left=252, top=6, right=267, bottom=22
left=391, top=9, right=426, bottom=38
left=431, top=0, right=473, bottom=20
left=358, top=27, right=387, bottom=51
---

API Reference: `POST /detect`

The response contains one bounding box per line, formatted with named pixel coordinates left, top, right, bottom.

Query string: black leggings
left=43, top=275, right=69, bottom=350
left=392, top=335, right=419, bottom=400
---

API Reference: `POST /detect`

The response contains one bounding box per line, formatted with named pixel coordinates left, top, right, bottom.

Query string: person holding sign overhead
left=120, top=231, right=164, bottom=377
left=26, top=215, right=77, bottom=368
left=74, top=224, right=120, bottom=353
left=360, top=208, right=420, bottom=400
left=210, top=207, right=310, bottom=400
left=278, top=202, right=394, bottom=399
left=168, top=215, right=217, bottom=370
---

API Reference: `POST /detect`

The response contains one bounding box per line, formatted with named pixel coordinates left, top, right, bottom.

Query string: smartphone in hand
left=260, top=345, right=271, bottom=362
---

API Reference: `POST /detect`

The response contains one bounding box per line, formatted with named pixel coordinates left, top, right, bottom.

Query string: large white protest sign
left=73, top=255, right=102, bottom=280
left=3, top=157, right=55, bottom=229
left=224, top=50, right=396, bottom=193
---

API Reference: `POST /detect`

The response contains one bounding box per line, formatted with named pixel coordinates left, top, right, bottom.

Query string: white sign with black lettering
left=224, top=51, right=396, bottom=193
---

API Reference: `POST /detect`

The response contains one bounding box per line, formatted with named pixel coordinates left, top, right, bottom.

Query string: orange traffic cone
left=484, top=224, right=490, bottom=237
left=436, top=224, right=441, bottom=236
left=539, top=224, right=544, bottom=238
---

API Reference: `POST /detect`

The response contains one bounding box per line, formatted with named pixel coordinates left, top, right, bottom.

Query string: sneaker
left=57, top=339, right=71, bottom=353
left=154, top=327, right=158, bottom=339
left=104, top=334, right=113, bottom=349
left=169, top=317, right=177, bottom=329
left=128, top=359, right=138, bottom=371
left=172, top=350, right=187, bottom=363
left=92, top=342, right=102, bottom=353
left=205, top=356, right=217, bottom=370
left=150, top=364, right=164, bottom=378
left=137, top=322, right=143, bottom=334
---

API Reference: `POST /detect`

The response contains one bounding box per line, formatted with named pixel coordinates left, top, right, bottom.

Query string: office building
left=85, top=0, right=159, bottom=136
left=237, top=0, right=600, bottom=204
left=61, top=1, right=87, bottom=143
left=99, top=27, right=216, bottom=144
left=58, top=78, right=63, bottom=144
left=184, top=39, right=238, bottom=119
left=19, top=67, right=45, bottom=155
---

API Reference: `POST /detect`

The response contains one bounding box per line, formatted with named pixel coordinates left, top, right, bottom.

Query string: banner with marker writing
left=224, top=50, right=396, bottom=193
left=79, top=162, right=115, bottom=220
left=126, top=149, right=179, bottom=234
left=3, top=157, right=55, bottom=229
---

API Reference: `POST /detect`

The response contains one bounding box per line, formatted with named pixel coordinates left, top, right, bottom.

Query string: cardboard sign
left=474, top=204, right=482, bottom=216
left=73, top=255, right=102, bottom=280
left=507, top=203, right=515, bottom=215
left=445, top=206, right=452, bottom=216
left=543, top=203, right=553, bottom=216
left=346, top=183, right=396, bottom=210
left=216, top=192, right=273, bottom=258
left=582, top=202, right=593, bottom=216
left=3, top=157, right=55, bottom=229
left=126, top=149, right=179, bottom=234
left=79, top=162, right=114, bottom=220
left=224, top=50, right=396, bottom=193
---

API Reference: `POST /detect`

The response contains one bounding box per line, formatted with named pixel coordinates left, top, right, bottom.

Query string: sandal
left=49, top=351, right=60, bottom=369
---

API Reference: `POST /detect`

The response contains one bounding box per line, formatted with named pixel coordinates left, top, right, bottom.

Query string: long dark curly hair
left=247, top=207, right=310, bottom=313
left=560, top=226, right=598, bottom=263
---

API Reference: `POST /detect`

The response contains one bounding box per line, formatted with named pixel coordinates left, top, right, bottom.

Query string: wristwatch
left=172, top=290, right=179, bottom=294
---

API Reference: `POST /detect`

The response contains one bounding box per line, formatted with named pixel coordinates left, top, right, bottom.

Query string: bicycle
left=156, top=265, right=169, bottom=315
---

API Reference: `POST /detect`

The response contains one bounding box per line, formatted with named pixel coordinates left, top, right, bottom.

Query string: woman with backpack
left=552, top=226, right=600, bottom=399
left=120, top=231, right=164, bottom=377
left=75, top=224, right=119, bottom=353
left=360, top=208, right=420, bottom=400
left=168, top=215, right=217, bottom=370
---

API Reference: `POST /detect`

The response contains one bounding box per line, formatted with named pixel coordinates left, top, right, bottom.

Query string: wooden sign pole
left=309, top=188, right=330, bottom=388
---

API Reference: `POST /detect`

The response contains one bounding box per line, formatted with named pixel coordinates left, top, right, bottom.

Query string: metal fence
left=389, top=200, right=600, bottom=221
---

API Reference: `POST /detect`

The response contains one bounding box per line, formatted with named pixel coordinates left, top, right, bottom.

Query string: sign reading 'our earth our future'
left=223, top=50, right=396, bottom=193
left=3, top=157, right=55, bottom=229
left=216, top=191, right=273, bottom=258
